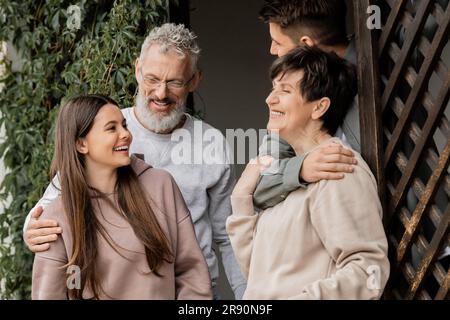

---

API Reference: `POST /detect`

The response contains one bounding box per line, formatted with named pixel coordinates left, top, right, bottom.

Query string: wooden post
left=353, top=0, right=386, bottom=221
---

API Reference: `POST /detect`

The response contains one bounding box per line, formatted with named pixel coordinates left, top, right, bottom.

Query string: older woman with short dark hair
left=227, top=46, right=390, bottom=300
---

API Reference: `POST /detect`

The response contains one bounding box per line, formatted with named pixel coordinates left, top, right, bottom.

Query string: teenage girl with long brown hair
left=32, top=94, right=212, bottom=299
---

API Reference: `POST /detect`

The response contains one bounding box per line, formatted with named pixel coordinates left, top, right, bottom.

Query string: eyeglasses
left=140, top=69, right=195, bottom=91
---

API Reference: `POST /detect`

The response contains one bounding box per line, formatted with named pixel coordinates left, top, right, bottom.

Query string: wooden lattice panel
left=376, top=0, right=450, bottom=300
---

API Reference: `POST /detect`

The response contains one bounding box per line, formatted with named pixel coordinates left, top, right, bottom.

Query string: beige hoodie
left=32, top=156, right=212, bottom=300
left=227, top=142, right=390, bottom=299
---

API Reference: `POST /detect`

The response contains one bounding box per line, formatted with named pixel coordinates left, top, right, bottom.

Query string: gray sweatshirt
left=25, top=108, right=246, bottom=299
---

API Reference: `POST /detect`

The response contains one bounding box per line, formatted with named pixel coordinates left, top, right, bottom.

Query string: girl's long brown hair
left=51, top=94, right=173, bottom=299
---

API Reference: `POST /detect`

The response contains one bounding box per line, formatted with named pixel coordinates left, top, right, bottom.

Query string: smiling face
left=268, top=22, right=299, bottom=57
left=77, top=103, right=132, bottom=171
left=266, top=70, right=317, bottom=143
left=134, top=44, right=199, bottom=133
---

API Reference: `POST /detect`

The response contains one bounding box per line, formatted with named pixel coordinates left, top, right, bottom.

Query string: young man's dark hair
left=259, top=0, right=348, bottom=47
left=270, top=45, right=357, bottom=135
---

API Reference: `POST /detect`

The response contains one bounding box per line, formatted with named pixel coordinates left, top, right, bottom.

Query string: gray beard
left=135, top=93, right=186, bottom=133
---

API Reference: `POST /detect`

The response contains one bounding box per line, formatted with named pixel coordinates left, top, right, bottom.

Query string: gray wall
left=190, top=0, right=273, bottom=142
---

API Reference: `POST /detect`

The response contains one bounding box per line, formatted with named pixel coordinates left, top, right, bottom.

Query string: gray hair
left=139, top=23, right=201, bottom=71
